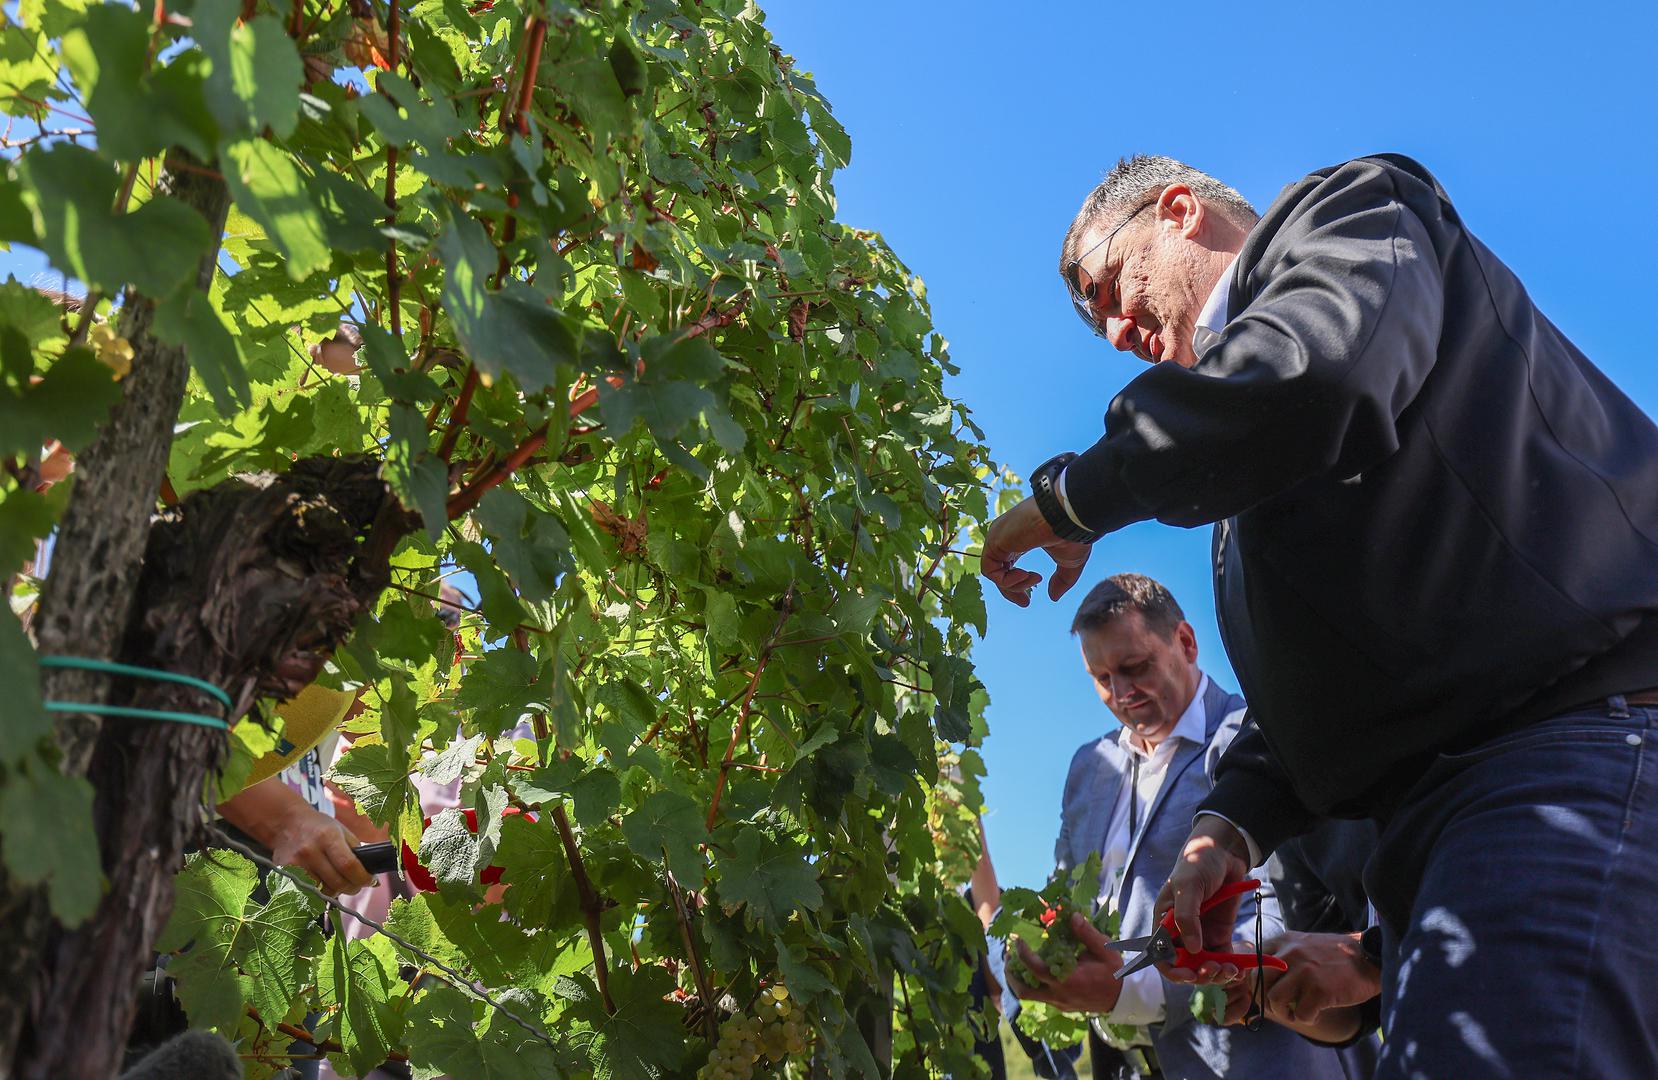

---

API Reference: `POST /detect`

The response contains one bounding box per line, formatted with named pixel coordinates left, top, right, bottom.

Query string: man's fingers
left=989, top=567, right=1042, bottom=606
left=1014, top=938, right=1054, bottom=985
left=318, top=828, right=373, bottom=893
left=1070, top=912, right=1120, bottom=966
left=1048, top=559, right=1084, bottom=602
left=1266, top=968, right=1328, bottom=1022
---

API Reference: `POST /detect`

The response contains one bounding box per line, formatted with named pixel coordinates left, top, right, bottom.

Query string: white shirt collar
left=1190, top=257, right=1239, bottom=359
left=1117, top=673, right=1210, bottom=759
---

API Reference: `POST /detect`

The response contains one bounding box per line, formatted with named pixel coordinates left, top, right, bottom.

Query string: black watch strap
left=1031, top=452, right=1100, bottom=544
left=1358, top=924, right=1384, bottom=970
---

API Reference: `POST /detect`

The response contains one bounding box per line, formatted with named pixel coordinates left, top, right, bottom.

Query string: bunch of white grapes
left=700, top=986, right=810, bottom=1080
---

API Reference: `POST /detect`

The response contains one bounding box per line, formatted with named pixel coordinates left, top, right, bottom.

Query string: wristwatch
left=1031, top=452, right=1101, bottom=544
left=1358, top=925, right=1385, bottom=970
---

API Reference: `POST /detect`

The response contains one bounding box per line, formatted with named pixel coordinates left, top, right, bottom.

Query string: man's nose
left=1104, top=315, right=1137, bottom=353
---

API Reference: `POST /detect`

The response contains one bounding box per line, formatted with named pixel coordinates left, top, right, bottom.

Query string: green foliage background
left=0, top=0, right=1006, bottom=1074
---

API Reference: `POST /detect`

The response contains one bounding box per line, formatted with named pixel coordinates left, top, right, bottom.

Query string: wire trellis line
left=201, top=823, right=562, bottom=1054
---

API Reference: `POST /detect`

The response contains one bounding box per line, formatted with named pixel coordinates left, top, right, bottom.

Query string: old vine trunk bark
left=0, top=160, right=231, bottom=1075
left=18, top=457, right=413, bottom=1079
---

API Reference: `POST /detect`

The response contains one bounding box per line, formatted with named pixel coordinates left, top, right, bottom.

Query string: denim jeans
left=1363, top=697, right=1658, bottom=1079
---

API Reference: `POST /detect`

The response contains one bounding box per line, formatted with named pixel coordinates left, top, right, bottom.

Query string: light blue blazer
left=1054, top=678, right=1365, bottom=1080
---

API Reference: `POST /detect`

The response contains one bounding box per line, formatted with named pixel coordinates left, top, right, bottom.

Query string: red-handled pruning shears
left=1106, top=879, right=1290, bottom=979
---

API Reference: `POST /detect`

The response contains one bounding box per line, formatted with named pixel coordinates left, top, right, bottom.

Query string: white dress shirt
left=1094, top=674, right=1212, bottom=1027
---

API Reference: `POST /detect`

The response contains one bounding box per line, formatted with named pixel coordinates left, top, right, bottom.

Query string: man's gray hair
left=1071, top=573, right=1187, bottom=638
left=1060, top=155, right=1259, bottom=274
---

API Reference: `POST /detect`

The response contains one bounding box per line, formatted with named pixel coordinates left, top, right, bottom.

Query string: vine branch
left=552, top=803, right=615, bottom=1015
left=705, top=588, right=795, bottom=830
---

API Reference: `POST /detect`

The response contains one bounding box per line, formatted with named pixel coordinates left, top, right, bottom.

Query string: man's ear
left=1156, top=184, right=1204, bottom=240
left=1176, top=620, right=1199, bottom=663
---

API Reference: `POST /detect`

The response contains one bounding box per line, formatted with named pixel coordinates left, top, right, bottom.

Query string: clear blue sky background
left=762, top=0, right=1658, bottom=888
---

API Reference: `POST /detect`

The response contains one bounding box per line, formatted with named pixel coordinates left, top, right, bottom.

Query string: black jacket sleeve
left=1064, top=161, right=1446, bottom=534
left=1201, top=715, right=1317, bottom=859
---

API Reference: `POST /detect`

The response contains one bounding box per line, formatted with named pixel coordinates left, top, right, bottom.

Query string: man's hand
left=221, top=779, right=374, bottom=896
left=1260, top=930, right=1379, bottom=1025
left=1219, top=932, right=1376, bottom=1043
left=980, top=497, right=1092, bottom=607
left=268, top=807, right=375, bottom=896
left=1152, top=816, right=1252, bottom=985
left=1008, top=912, right=1126, bottom=1014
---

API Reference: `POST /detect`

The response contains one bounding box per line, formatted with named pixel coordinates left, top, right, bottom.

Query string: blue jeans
left=1364, top=697, right=1658, bottom=1079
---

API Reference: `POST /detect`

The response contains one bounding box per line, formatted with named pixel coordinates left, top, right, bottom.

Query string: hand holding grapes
left=1009, top=911, right=1128, bottom=1014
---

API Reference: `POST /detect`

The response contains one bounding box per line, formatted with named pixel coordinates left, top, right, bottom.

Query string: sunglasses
left=1064, top=198, right=1156, bottom=338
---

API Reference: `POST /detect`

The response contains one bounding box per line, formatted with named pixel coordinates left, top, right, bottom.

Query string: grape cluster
left=700, top=986, right=810, bottom=1080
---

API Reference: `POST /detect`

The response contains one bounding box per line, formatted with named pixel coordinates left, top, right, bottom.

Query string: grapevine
left=0, top=0, right=999, bottom=1075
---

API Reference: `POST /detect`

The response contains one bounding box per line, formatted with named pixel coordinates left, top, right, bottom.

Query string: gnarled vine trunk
left=16, top=457, right=415, bottom=1079
left=0, top=160, right=231, bottom=1076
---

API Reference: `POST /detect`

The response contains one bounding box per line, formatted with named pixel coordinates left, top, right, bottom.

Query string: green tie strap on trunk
left=39, top=656, right=232, bottom=731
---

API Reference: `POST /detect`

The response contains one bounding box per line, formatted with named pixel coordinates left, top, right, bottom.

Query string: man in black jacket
left=980, top=153, right=1658, bottom=1079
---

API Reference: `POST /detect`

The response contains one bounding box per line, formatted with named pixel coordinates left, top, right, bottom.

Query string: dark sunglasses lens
left=1071, top=292, right=1106, bottom=338
left=1069, top=262, right=1094, bottom=302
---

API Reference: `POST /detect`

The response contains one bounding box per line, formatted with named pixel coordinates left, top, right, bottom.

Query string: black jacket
left=1063, top=154, right=1658, bottom=854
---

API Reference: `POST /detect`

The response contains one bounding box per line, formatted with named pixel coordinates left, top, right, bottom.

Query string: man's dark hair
left=1060, top=154, right=1259, bottom=274
left=1070, top=573, right=1186, bottom=638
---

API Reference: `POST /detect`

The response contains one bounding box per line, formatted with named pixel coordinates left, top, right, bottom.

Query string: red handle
left=1160, top=878, right=1287, bottom=972
left=1199, top=877, right=1264, bottom=914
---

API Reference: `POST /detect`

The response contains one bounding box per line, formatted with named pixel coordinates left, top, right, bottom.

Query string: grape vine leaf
left=437, top=213, right=578, bottom=390
left=60, top=3, right=216, bottom=160
left=221, top=137, right=331, bottom=281
left=157, top=853, right=322, bottom=1034
left=0, top=756, right=101, bottom=923
left=329, top=741, right=413, bottom=825
left=719, top=829, right=823, bottom=929
left=406, top=983, right=568, bottom=1080
left=153, top=285, right=251, bottom=414
left=0, top=342, right=120, bottom=457
left=421, top=806, right=483, bottom=886
left=23, top=143, right=212, bottom=298
left=564, top=967, right=683, bottom=1080
left=620, top=789, right=706, bottom=886
left=318, top=922, right=407, bottom=1076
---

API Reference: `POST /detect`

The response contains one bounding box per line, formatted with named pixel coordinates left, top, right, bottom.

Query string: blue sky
left=762, top=0, right=1658, bottom=888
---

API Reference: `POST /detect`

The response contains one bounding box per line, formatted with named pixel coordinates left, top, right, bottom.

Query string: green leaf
left=419, top=732, right=483, bottom=786
left=566, top=968, right=684, bottom=1080
left=20, top=0, right=98, bottom=40
left=240, top=874, right=325, bottom=1026
left=437, top=214, right=578, bottom=390
left=420, top=806, right=482, bottom=886
left=406, top=983, right=566, bottom=1080
left=493, top=813, right=575, bottom=929
left=0, top=754, right=101, bottom=923
left=0, top=609, right=48, bottom=762
left=158, top=855, right=323, bottom=1032
left=24, top=142, right=212, bottom=297
left=0, top=344, right=120, bottom=457
left=328, top=741, right=412, bottom=825
left=384, top=403, right=448, bottom=541
left=1191, top=984, right=1227, bottom=1026
left=228, top=15, right=302, bottom=139
left=718, top=829, right=822, bottom=930
left=221, top=137, right=331, bottom=280
left=620, top=789, right=706, bottom=886
left=318, top=923, right=406, bottom=1075
left=0, top=27, right=58, bottom=120
left=60, top=4, right=216, bottom=159
left=702, top=588, right=738, bottom=647
left=475, top=488, right=569, bottom=603
left=153, top=285, right=251, bottom=413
